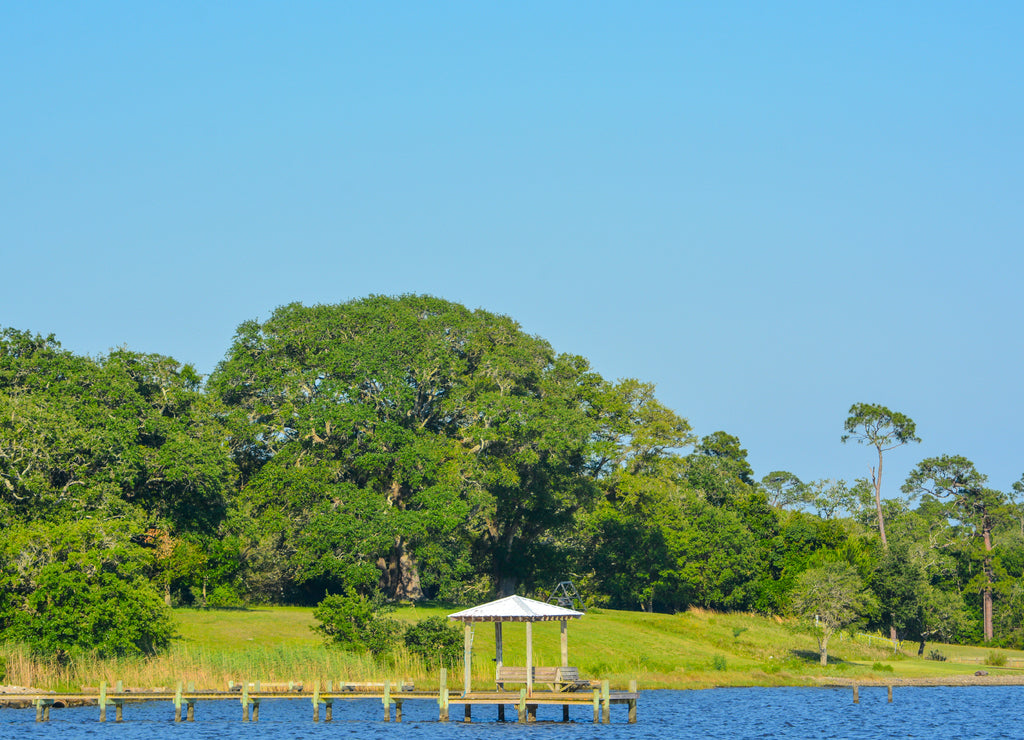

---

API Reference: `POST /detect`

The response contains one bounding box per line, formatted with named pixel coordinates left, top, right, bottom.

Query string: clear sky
left=3, top=2, right=1022, bottom=496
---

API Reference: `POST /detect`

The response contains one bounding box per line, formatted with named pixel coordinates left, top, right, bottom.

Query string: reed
left=0, top=642, right=464, bottom=691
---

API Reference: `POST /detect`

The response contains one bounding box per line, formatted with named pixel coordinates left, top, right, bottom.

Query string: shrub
left=984, top=651, right=1007, bottom=667
left=871, top=662, right=894, bottom=672
left=712, top=655, right=727, bottom=671
left=204, top=584, right=245, bottom=608
left=928, top=650, right=947, bottom=662
left=312, top=590, right=401, bottom=656
left=732, top=627, right=748, bottom=639
left=403, top=617, right=462, bottom=668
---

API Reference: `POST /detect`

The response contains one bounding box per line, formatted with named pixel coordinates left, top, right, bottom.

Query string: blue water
left=2, top=687, right=1021, bottom=740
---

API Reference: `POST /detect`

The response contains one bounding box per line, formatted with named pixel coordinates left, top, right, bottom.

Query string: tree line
left=1, top=294, right=1022, bottom=658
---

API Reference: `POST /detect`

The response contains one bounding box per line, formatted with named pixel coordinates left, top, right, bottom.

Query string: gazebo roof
left=448, top=595, right=584, bottom=623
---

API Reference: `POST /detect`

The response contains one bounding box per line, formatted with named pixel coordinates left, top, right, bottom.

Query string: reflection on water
left=4, top=686, right=1022, bottom=740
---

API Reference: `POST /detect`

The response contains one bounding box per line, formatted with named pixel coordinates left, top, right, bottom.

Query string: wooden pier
left=20, top=674, right=638, bottom=725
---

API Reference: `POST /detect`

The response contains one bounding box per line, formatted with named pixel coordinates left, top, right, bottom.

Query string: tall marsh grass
left=0, top=643, right=472, bottom=691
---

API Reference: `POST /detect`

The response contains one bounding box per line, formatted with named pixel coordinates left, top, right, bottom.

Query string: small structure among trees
left=449, top=595, right=584, bottom=696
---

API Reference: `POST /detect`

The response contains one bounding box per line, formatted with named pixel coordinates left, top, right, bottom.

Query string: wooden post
left=593, top=688, right=600, bottom=723
left=174, top=681, right=183, bottom=722
left=518, top=689, right=527, bottom=724
left=498, top=703, right=505, bottom=722
left=325, top=699, right=333, bottom=722
left=601, top=679, right=610, bottom=724
left=252, top=701, right=260, bottom=722
left=383, top=680, right=391, bottom=722
left=563, top=704, right=570, bottom=722
left=464, top=623, right=473, bottom=695
left=242, top=682, right=250, bottom=721
left=495, top=622, right=504, bottom=689
left=115, top=701, right=123, bottom=723
left=628, top=679, right=638, bottom=723
left=313, top=680, right=320, bottom=722
left=526, top=621, right=534, bottom=697
left=888, top=685, right=893, bottom=703
left=528, top=704, right=537, bottom=722
left=464, top=702, right=472, bottom=722
left=187, top=701, right=195, bottom=722
left=853, top=685, right=859, bottom=704
left=439, top=669, right=449, bottom=721
left=35, top=700, right=42, bottom=723
left=395, top=699, right=402, bottom=722
left=560, top=619, right=568, bottom=667
left=99, top=682, right=107, bottom=722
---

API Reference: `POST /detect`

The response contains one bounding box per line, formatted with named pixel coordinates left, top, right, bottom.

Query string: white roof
left=448, top=595, right=584, bottom=622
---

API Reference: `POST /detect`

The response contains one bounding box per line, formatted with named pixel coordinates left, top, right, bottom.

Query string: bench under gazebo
left=448, top=594, right=586, bottom=697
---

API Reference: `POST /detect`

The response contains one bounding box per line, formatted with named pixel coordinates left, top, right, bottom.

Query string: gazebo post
left=495, top=623, right=504, bottom=688
left=560, top=619, right=568, bottom=667
left=463, top=623, right=473, bottom=695
left=525, top=621, right=534, bottom=697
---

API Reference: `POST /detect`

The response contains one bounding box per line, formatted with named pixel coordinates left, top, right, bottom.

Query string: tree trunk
left=377, top=537, right=423, bottom=601
left=983, top=587, right=994, bottom=642
left=983, top=523, right=994, bottom=642
left=873, top=452, right=888, bottom=548
left=164, top=580, right=172, bottom=607
left=819, top=635, right=829, bottom=666
left=497, top=575, right=518, bottom=597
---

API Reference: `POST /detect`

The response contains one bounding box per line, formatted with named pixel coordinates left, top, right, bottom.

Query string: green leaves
left=842, top=403, right=921, bottom=449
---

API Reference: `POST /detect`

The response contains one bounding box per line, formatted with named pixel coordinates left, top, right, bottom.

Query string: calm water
left=2, top=687, right=1021, bottom=740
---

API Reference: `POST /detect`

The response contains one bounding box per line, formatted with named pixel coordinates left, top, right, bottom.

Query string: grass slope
left=173, top=605, right=1024, bottom=689
left=6, top=605, right=1022, bottom=691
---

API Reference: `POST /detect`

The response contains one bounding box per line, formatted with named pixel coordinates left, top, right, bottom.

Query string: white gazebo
left=448, top=595, right=584, bottom=696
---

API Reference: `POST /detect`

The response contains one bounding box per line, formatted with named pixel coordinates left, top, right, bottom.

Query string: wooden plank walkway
left=18, top=677, right=639, bottom=725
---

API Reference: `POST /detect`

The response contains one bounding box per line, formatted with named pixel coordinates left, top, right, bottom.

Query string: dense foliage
left=2, top=296, right=1023, bottom=658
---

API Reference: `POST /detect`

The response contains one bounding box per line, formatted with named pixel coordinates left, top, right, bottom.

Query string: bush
left=403, top=616, right=463, bottom=668
left=928, top=650, right=947, bottom=662
left=204, top=584, right=245, bottom=608
left=0, top=520, right=174, bottom=660
left=984, top=651, right=1007, bottom=667
left=871, top=662, right=894, bottom=672
left=712, top=655, right=727, bottom=671
left=312, top=590, right=401, bottom=656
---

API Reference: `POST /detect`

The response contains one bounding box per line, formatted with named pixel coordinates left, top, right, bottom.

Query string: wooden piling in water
left=602, top=680, right=611, bottom=724
left=629, top=680, right=638, bottom=723
left=518, top=688, right=527, bottom=723
left=888, top=685, right=893, bottom=703
left=853, top=685, right=859, bottom=704
left=438, top=669, right=449, bottom=721
left=593, top=687, right=600, bottom=723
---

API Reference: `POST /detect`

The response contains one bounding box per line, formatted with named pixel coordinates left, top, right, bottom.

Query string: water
left=2, top=687, right=1020, bottom=740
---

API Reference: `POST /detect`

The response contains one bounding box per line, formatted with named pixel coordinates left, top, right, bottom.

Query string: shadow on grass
left=790, top=649, right=855, bottom=666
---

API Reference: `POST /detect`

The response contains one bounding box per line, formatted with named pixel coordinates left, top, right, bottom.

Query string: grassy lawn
left=5, top=605, right=1021, bottom=691
left=167, top=604, right=1024, bottom=690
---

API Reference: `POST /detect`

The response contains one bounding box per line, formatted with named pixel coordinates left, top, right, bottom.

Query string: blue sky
left=3, top=2, right=1022, bottom=496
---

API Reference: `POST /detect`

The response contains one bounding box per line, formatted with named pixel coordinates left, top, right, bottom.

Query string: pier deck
left=16, top=678, right=639, bottom=725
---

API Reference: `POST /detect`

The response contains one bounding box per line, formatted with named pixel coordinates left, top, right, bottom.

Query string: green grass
left=169, top=605, right=1024, bottom=689
left=6, top=605, right=1024, bottom=691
